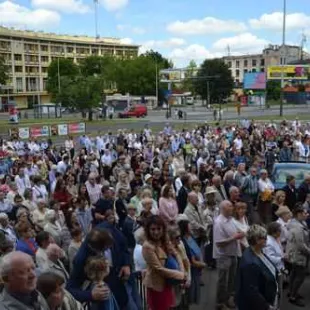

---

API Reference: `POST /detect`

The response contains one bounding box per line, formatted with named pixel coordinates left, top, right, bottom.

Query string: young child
left=84, top=255, right=119, bottom=310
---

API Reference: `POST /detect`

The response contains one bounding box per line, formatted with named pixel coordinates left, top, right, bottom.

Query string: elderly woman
left=275, top=206, right=292, bottom=251
left=237, top=225, right=278, bottom=310
left=44, top=209, right=62, bottom=246
left=271, top=190, right=286, bottom=221
left=22, top=188, right=37, bottom=212
left=258, top=169, right=275, bottom=224
left=286, top=205, right=310, bottom=307
left=115, top=171, right=131, bottom=197
left=32, top=198, right=48, bottom=230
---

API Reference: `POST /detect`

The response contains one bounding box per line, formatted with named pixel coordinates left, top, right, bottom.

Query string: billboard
left=30, top=126, right=49, bottom=138
left=68, top=122, right=85, bottom=134
left=243, top=72, right=266, bottom=89
left=159, top=69, right=185, bottom=83
left=267, top=65, right=310, bottom=80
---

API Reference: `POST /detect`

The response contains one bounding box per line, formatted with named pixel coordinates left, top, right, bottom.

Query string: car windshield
left=273, top=167, right=310, bottom=184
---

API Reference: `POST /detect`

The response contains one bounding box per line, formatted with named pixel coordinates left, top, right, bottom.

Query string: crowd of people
left=0, top=117, right=310, bottom=310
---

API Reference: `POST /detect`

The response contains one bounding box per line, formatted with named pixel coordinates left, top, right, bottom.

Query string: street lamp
left=280, top=0, right=287, bottom=117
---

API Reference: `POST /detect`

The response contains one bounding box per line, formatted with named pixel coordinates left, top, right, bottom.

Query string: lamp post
left=280, top=0, right=287, bottom=117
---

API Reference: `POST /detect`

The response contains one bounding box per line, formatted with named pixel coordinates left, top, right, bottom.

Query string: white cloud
left=249, top=12, right=310, bottom=31
left=117, top=24, right=146, bottom=35
left=212, top=33, right=269, bottom=54
left=100, top=0, right=128, bottom=12
left=0, top=1, right=60, bottom=29
left=167, top=17, right=247, bottom=35
left=140, top=38, right=186, bottom=54
left=120, top=37, right=133, bottom=44
left=31, top=0, right=90, bottom=14
left=169, top=44, right=220, bottom=62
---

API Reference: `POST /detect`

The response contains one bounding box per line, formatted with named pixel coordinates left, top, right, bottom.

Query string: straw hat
left=205, top=186, right=217, bottom=195
left=275, top=206, right=292, bottom=217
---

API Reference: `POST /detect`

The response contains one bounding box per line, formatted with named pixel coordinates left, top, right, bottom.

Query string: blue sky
left=1, top=0, right=310, bottom=66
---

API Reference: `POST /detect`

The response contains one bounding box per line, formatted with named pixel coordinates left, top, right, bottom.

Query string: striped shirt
left=242, top=175, right=259, bottom=195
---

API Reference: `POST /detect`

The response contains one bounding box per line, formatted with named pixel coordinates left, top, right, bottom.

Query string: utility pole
left=300, top=31, right=307, bottom=61
left=94, top=0, right=99, bottom=40
left=155, top=62, right=158, bottom=107
left=280, top=0, right=286, bottom=117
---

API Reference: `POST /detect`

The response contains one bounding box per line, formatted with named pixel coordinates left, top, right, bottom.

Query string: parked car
left=118, top=105, right=147, bottom=118
left=271, top=162, right=310, bottom=190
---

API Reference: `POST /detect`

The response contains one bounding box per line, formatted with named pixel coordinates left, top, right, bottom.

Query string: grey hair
left=229, top=186, right=239, bottom=194
left=134, top=227, right=145, bottom=244
left=247, top=225, right=267, bottom=246
left=223, top=170, right=234, bottom=181
left=45, top=209, right=56, bottom=222
left=141, top=197, right=153, bottom=206
left=219, top=200, right=232, bottom=210
left=0, top=251, right=31, bottom=278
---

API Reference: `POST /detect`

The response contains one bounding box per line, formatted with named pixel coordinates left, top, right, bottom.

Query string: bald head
left=0, top=251, right=37, bottom=293
left=219, top=200, right=234, bottom=217
left=188, top=191, right=198, bottom=206
left=212, top=175, right=222, bottom=187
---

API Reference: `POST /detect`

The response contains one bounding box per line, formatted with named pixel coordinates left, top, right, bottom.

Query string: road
left=194, top=269, right=310, bottom=310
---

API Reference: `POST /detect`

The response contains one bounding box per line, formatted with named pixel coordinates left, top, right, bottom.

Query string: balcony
left=25, top=49, right=39, bottom=54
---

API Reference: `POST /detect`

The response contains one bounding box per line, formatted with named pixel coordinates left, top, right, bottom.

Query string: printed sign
left=30, top=126, right=49, bottom=138
left=267, top=65, right=310, bottom=80
left=243, top=72, right=266, bottom=90
left=68, top=122, right=85, bottom=134
left=18, top=127, right=30, bottom=139
left=58, top=124, right=68, bottom=136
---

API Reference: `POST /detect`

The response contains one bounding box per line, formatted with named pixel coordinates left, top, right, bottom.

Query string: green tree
left=142, top=50, right=173, bottom=69
left=182, top=60, right=198, bottom=94
left=195, top=58, right=234, bottom=104
left=46, top=58, right=79, bottom=102
left=0, top=55, right=8, bottom=86
left=266, top=80, right=281, bottom=101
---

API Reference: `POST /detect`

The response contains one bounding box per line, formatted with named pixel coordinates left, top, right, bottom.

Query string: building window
left=252, top=68, right=257, bottom=73
left=244, top=60, right=248, bottom=67
left=227, top=61, right=232, bottom=68
left=252, top=59, right=257, bottom=67
left=235, top=69, right=240, bottom=77
left=16, top=77, right=23, bottom=92
left=15, top=66, right=23, bottom=73
left=260, top=59, right=265, bottom=66
left=14, top=54, right=22, bottom=61
left=42, top=67, right=48, bottom=73
left=67, top=47, right=74, bottom=53
left=41, top=56, right=49, bottom=63
left=244, top=69, right=248, bottom=74
left=43, top=78, right=48, bottom=91
left=261, top=68, right=265, bottom=72
left=41, top=45, right=48, bottom=52
left=236, top=60, right=240, bottom=68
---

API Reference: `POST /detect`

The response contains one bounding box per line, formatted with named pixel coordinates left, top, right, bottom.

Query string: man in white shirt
left=85, top=173, right=102, bottom=205
left=213, top=200, right=244, bottom=309
left=15, top=167, right=31, bottom=196
left=57, top=155, right=69, bottom=175
left=233, top=135, right=243, bottom=151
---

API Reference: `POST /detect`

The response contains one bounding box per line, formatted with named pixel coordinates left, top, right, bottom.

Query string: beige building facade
left=0, top=27, right=139, bottom=109
left=222, top=44, right=307, bottom=84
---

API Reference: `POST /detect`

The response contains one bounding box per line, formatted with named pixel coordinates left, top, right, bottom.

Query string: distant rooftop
left=0, top=26, right=139, bottom=47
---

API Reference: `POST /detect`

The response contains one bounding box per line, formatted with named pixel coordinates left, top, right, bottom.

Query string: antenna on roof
left=227, top=45, right=231, bottom=57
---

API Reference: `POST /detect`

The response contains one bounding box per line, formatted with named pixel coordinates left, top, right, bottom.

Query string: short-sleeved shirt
left=213, top=214, right=241, bottom=259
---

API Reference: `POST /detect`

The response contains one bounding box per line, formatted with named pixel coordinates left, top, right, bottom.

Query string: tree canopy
left=195, top=59, right=234, bottom=103
left=47, top=51, right=172, bottom=114
left=0, top=55, right=8, bottom=86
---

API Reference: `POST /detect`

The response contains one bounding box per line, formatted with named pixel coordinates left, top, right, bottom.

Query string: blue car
left=271, top=162, right=310, bottom=190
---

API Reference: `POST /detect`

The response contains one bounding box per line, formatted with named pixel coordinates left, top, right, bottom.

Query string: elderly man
left=211, top=175, right=228, bottom=205
left=0, top=213, right=17, bottom=244
left=45, top=243, right=69, bottom=283
left=213, top=200, right=244, bottom=310
left=184, top=192, right=207, bottom=246
left=229, top=186, right=240, bottom=207
left=85, top=172, right=102, bottom=206
left=0, top=251, right=49, bottom=309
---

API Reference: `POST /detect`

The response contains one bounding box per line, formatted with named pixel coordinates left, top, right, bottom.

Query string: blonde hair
left=273, top=190, right=285, bottom=205
left=85, top=256, right=110, bottom=282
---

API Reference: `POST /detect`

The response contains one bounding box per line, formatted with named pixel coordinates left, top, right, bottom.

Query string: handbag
left=164, top=254, right=183, bottom=286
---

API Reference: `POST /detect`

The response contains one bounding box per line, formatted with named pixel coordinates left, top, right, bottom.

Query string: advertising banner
left=50, top=124, right=68, bottom=136
left=68, top=122, right=85, bottom=134
left=244, top=72, right=266, bottom=89
left=159, top=69, right=185, bottom=83
left=9, top=127, right=30, bottom=139
left=30, top=126, right=49, bottom=138
left=267, top=65, right=310, bottom=80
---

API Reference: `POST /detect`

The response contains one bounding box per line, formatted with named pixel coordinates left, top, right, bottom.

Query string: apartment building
left=222, top=44, right=307, bottom=84
left=0, top=27, right=139, bottom=109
